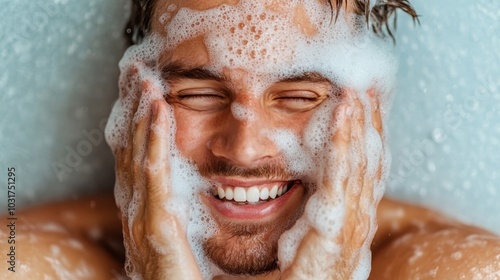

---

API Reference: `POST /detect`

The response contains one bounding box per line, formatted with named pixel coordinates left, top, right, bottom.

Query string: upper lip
left=209, top=176, right=294, bottom=188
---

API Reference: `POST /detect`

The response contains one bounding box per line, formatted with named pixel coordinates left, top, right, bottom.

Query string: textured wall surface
left=1, top=0, right=499, bottom=233
left=388, top=0, right=500, bottom=234
left=0, top=0, right=129, bottom=207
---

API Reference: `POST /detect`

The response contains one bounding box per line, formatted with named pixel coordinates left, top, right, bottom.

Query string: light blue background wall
left=0, top=0, right=129, bottom=206
left=1, top=0, right=499, bottom=233
left=389, top=1, right=500, bottom=234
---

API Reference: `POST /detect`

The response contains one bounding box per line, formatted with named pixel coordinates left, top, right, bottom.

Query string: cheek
left=272, top=111, right=317, bottom=137
left=173, top=109, right=214, bottom=160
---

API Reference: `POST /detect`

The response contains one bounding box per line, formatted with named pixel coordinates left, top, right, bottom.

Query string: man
left=2, top=0, right=500, bottom=279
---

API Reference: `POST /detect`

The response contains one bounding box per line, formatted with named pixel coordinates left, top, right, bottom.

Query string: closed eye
left=168, top=88, right=229, bottom=111
left=272, top=90, right=327, bottom=112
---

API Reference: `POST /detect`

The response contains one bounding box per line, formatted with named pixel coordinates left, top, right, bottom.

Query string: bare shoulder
left=0, top=194, right=124, bottom=279
left=371, top=197, right=500, bottom=279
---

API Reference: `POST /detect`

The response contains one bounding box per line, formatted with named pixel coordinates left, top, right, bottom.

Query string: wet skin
left=1, top=0, right=499, bottom=279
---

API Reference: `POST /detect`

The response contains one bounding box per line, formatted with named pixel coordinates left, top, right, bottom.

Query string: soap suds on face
left=231, top=102, right=255, bottom=121
left=106, top=0, right=396, bottom=279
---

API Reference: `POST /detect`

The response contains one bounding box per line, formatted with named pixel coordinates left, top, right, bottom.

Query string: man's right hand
left=112, top=64, right=202, bottom=279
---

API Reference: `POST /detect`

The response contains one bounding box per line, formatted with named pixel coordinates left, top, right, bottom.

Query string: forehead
left=151, top=0, right=357, bottom=39
left=151, top=1, right=355, bottom=72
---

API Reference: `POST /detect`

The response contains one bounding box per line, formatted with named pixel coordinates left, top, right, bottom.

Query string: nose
left=208, top=115, right=278, bottom=167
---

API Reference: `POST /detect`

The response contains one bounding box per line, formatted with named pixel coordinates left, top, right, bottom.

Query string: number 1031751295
left=7, top=167, right=16, bottom=216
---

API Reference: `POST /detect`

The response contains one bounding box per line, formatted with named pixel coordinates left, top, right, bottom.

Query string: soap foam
left=106, top=0, right=396, bottom=279
left=230, top=102, right=255, bottom=121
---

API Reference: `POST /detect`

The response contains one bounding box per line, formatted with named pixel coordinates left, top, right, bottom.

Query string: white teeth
left=247, top=186, right=260, bottom=203
left=234, top=187, right=246, bottom=202
left=225, top=188, right=234, bottom=200
left=217, top=186, right=225, bottom=199
left=259, top=187, right=269, bottom=200
left=215, top=182, right=293, bottom=202
left=269, top=185, right=278, bottom=199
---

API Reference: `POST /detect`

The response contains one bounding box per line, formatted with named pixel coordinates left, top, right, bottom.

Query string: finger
left=352, top=95, right=366, bottom=146
left=146, top=99, right=171, bottom=204
left=345, top=91, right=377, bottom=252
left=332, top=103, right=352, bottom=152
left=131, top=81, right=156, bottom=185
left=368, top=88, right=383, bottom=135
left=119, top=71, right=146, bottom=174
left=132, top=107, right=149, bottom=164
left=350, top=94, right=367, bottom=194
left=356, top=90, right=383, bottom=217
left=366, top=89, right=385, bottom=185
left=324, top=103, right=351, bottom=198
left=148, top=100, right=169, bottom=168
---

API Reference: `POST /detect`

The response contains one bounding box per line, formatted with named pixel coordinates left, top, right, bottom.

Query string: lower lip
left=205, top=183, right=301, bottom=220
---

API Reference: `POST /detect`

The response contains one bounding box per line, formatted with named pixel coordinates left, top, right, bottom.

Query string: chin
left=204, top=195, right=307, bottom=276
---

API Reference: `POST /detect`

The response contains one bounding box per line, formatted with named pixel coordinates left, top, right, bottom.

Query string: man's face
left=146, top=0, right=362, bottom=276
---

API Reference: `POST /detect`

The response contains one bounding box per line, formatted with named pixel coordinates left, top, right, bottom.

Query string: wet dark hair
left=125, top=0, right=418, bottom=45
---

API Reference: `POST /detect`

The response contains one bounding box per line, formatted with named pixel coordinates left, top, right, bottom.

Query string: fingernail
left=367, top=88, right=376, bottom=97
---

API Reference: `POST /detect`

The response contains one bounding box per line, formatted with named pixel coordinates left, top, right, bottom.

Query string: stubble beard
left=203, top=208, right=304, bottom=276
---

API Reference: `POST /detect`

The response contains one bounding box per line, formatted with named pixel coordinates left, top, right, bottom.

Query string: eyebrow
left=277, top=71, right=332, bottom=84
left=161, top=63, right=332, bottom=85
left=161, top=63, right=226, bottom=82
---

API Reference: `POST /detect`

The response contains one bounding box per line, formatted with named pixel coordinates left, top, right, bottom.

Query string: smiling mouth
left=212, top=180, right=298, bottom=204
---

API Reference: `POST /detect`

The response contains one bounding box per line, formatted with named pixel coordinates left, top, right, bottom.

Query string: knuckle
left=149, top=128, right=158, bottom=143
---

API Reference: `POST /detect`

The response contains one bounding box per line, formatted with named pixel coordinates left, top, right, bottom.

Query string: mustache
left=198, top=157, right=294, bottom=179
